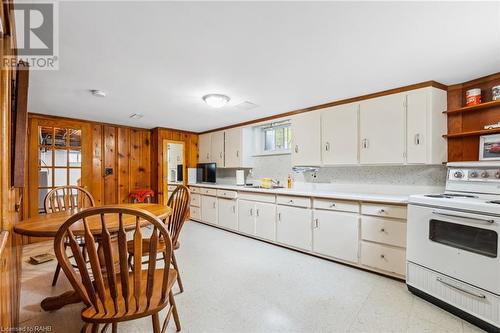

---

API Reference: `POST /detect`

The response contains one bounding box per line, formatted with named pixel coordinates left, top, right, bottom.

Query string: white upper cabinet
left=321, top=103, right=359, bottom=165
left=211, top=131, right=225, bottom=167
left=359, top=94, right=406, bottom=164
left=291, top=112, right=322, bottom=166
left=198, top=133, right=211, bottom=163
left=224, top=127, right=253, bottom=168
left=406, top=87, right=447, bottom=164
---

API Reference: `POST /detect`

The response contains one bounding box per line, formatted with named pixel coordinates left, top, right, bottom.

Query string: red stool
left=129, top=189, right=154, bottom=203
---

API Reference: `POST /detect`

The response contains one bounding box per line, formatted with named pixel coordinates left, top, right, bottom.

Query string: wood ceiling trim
left=199, top=80, right=447, bottom=134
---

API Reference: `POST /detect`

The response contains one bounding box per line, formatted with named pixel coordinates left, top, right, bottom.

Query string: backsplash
left=216, top=154, right=447, bottom=187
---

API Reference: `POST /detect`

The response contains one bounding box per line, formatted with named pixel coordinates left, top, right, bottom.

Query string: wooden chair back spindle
left=44, top=185, right=95, bottom=213
left=54, top=207, right=174, bottom=318
left=166, top=185, right=191, bottom=245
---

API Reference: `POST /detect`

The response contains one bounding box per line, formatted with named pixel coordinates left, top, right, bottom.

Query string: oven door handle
left=436, top=277, right=486, bottom=299
left=432, top=211, right=495, bottom=224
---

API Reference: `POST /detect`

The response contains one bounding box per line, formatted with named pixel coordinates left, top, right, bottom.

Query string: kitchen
left=1, top=1, right=499, bottom=332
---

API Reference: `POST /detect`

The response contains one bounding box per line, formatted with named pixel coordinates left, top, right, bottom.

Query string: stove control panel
left=448, top=168, right=500, bottom=182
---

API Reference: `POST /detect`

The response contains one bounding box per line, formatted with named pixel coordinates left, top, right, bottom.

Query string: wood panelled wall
left=0, top=0, right=22, bottom=328
left=151, top=128, right=198, bottom=205
left=447, top=72, right=500, bottom=161
left=26, top=114, right=198, bottom=216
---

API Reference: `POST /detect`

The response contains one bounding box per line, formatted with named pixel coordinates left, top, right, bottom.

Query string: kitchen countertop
left=188, top=183, right=417, bottom=204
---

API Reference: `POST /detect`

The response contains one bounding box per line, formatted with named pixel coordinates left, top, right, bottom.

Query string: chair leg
left=111, top=323, right=117, bottom=333
left=80, top=323, right=89, bottom=333
left=171, top=251, right=184, bottom=293
left=51, top=263, right=61, bottom=286
left=152, top=313, right=161, bottom=333
left=169, top=290, right=181, bottom=332
left=91, top=323, right=100, bottom=333
left=128, top=254, right=133, bottom=271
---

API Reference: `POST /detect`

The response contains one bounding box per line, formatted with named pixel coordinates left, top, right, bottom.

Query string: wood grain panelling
left=1, top=1, right=22, bottom=327
left=150, top=128, right=198, bottom=205
left=447, top=72, right=500, bottom=162
left=91, top=124, right=103, bottom=205
left=117, top=127, right=130, bottom=204
left=103, top=126, right=117, bottom=205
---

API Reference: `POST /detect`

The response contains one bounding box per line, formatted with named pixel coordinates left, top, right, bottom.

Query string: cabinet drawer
left=190, top=206, right=201, bottom=220
left=239, top=192, right=275, bottom=203
left=277, top=195, right=311, bottom=208
left=190, top=193, right=201, bottom=207
left=361, top=216, right=406, bottom=248
left=167, top=185, right=178, bottom=192
left=360, top=241, right=406, bottom=276
left=190, top=187, right=200, bottom=193
left=313, top=198, right=359, bottom=213
left=217, top=189, right=238, bottom=199
left=361, top=203, right=407, bottom=219
left=200, top=188, right=217, bottom=196
left=407, top=263, right=500, bottom=328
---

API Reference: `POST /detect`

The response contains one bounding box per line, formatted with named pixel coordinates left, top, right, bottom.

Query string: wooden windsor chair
left=44, top=185, right=95, bottom=286
left=54, top=207, right=181, bottom=333
left=127, top=185, right=190, bottom=293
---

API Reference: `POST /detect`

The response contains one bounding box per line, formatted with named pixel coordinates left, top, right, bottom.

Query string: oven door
left=407, top=204, right=499, bottom=294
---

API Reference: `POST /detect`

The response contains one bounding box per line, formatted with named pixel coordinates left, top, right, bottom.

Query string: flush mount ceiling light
left=202, top=94, right=230, bottom=108
left=90, top=89, right=106, bottom=97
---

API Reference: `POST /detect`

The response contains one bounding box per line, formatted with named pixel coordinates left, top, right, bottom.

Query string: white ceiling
left=24, top=1, right=500, bottom=132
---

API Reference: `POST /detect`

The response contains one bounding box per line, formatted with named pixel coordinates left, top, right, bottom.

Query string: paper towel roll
left=236, top=170, right=245, bottom=185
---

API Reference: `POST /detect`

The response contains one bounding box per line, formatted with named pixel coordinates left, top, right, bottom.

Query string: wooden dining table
left=14, top=203, right=172, bottom=311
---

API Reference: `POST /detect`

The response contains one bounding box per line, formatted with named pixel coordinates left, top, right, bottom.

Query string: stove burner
left=487, top=200, right=500, bottom=205
left=424, top=194, right=478, bottom=199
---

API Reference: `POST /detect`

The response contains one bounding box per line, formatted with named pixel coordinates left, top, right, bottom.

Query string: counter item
left=465, top=88, right=481, bottom=106
left=236, top=170, right=245, bottom=185
left=492, top=85, right=500, bottom=101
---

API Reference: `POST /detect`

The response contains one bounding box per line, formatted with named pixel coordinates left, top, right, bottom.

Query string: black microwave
left=196, top=163, right=216, bottom=183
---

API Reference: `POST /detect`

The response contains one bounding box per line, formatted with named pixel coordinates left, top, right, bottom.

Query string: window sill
left=252, top=151, right=291, bottom=157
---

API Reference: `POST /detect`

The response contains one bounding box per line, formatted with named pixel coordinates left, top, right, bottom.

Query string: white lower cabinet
left=360, top=241, right=406, bottom=276
left=237, top=200, right=276, bottom=241
left=276, top=205, right=312, bottom=251
left=217, top=198, right=237, bottom=231
left=254, top=202, right=276, bottom=241
left=201, top=195, right=217, bottom=225
left=312, top=210, right=359, bottom=263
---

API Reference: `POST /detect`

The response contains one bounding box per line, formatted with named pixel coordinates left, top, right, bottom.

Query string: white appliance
left=407, top=162, right=500, bottom=332
left=236, top=170, right=245, bottom=186
left=187, top=168, right=197, bottom=184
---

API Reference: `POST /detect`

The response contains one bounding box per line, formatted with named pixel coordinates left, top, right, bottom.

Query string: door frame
left=162, top=139, right=186, bottom=205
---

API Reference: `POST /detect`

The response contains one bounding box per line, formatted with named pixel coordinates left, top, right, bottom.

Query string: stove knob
left=454, top=171, right=463, bottom=179
left=481, top=171, right=490, bottom=178
left=470, top=171, right=478, bottom=178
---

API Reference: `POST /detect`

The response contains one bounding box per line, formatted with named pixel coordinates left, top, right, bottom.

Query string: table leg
left=40, top=290, right=82, bottom=311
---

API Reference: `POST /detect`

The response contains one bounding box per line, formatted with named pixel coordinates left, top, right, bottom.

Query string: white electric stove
left=407, top=162, right=500, bottom=332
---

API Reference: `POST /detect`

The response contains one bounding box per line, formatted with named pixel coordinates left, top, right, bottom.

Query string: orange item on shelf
left=465, top=88, right=481, bottom=106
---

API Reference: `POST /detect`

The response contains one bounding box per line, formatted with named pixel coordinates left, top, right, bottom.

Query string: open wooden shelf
left=443, top=99, right=500, bottom=114
left=443, top=127, right=500, bottom=139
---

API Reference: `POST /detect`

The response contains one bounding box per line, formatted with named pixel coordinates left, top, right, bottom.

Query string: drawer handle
left=380, top=228, right=386, bottom=233
left=329, top=203, right=336, bottom=207
left=288, top=200, right=294, bottom=203
left=380, top=254, right=386, bottom=259
left=378, top=209, right=386, bottom=214
left=436, top=277, right=486, bottom=299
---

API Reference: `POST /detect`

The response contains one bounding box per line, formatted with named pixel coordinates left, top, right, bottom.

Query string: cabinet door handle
left=314, top=218, right=319, bottom=228
left=236, top=150, right=239, bottom=157
left=325, top=142, right=330, bottom=152
left=232, top=206, right=236, bottom=213
left=380, top=228, right=386, bottom=232
left=414, top=133, right=421, bottom=145
left=250, top=208, right=253, bottom=216
left=278, top=212, right=281, bottom=221
left=294, top=145, right=299, bottom=153
left=220, top=152, right=223, bottom=159
left=256, top=209, right=259, bottom=217
left=206, top=153, right=209, bottom=159
left=213, top=202, right=216, bottom=208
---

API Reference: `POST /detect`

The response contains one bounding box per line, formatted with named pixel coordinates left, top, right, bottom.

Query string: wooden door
left=312, top=210, right=359, bottom=263
left=201, top=195, right=217, bottom=224
left=218, top=198, right=238, bottom=230
left=359, top=94, right=406, bottom=164
left=276, top=205, right=312, bottom=250
left=321, top=103, right=359, bottom=165
left=198, top=133, right=211, bottom=163
left=237, top=200, right=255, bottom=235
left=291, top=112, right=322, bottom=166
left=224, top=127, right=241, bottom=168
left=255, top=202, right=276, bottom=241
left=210, top=131, right=225, bottom=167
left=406, top=91, right=428, bottom=164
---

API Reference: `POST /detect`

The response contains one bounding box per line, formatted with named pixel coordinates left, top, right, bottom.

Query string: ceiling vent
left=235, top=101, right=259, bottom=111
left=129, top=113, right=143, bottom=119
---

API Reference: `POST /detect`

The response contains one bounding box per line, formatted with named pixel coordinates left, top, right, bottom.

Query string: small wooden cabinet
left=312, top=210, right=359, bottom=263
left=201, top=195, right=217, bottom=224
left=321, top=103, right=359, bottom=165
left=218, top=198, right=237, bottom=230
left=276, top=205, right=312, bottom=251
left=291, top=112, right=322, bottom=166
